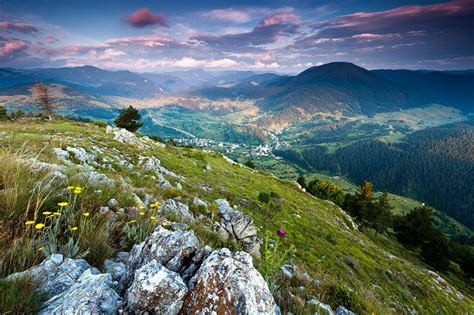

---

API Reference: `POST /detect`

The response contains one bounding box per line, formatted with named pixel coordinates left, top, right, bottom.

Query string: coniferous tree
left=395, top=206, right=436, bottom=247
left=297, top=175, right=306, bottom=189
left=371, top=192, right=394, bottom=235
left=354, top=180, right=375, bottom=228
left=114, top=106, right=143, bottom=132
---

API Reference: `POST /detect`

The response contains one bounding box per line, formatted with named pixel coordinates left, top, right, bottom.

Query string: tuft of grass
left=0, top=276, right=46, bottom=314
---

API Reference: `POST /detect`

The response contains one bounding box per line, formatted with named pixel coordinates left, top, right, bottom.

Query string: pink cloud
left=126, top=7, right=168, bottom=28
left=258, top=12, right=297, bottom=27
left=0, top=21, right=38, bottom=34
left=202, top=9, right=251, bottom=23
left=0, top=40, right=28, bottom=57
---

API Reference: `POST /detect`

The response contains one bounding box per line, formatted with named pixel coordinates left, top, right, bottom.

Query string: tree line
left=298, top=177, right=474, bottom=278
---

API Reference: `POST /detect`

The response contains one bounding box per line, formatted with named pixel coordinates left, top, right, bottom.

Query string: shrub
left=244, top=160, right=255, bottom=168
left=0, top=106, right=9, bottom=121
left=92, top=120, right=107, bottom=128
left=258, top=192, right=271, bottom=204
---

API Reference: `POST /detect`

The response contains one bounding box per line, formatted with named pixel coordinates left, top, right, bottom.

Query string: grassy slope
left=0, top=120, right=472, bottom=314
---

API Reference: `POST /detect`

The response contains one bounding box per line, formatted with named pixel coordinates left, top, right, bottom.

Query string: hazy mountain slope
left=373, top=69, right=474, bottom=112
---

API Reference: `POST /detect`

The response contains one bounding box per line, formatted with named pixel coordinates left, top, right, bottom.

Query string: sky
left=0, top=0, right=473, bottom=72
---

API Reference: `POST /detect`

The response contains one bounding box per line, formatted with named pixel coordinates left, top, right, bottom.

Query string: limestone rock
left=336, top=306, right=357, bottom=315
left=39, top=269, right=119, bottom=315
left=7, top=254, right=90, bottom=299
left=183, top=248, right=276, bottom=314
left=127, top=260, right=188, bottom=314
left=161, top=199, right=195, bottom=223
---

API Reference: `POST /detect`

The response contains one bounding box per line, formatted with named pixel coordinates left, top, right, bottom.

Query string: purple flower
left=277, top=229, right=286, bottom=236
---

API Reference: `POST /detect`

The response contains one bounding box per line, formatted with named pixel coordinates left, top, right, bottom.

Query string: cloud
left=249, top=61, right=281, bottom=69
left=202, top=9, right=251, bottom=23
left=126, top=7, right=168, bottom=28
left=257, top=12, right=297, bottom=27
left=192, top=11, right=300, bottom=50
left=0, top=39, right=28, bottom=57
left=0, top=22, right=38, bottom=34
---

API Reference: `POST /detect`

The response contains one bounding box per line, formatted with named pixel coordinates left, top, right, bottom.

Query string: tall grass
left=0, top=276, right=46, bottom=314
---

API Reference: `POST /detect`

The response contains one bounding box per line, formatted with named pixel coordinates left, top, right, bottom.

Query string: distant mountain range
left=1, top=62, right=473, bottom=116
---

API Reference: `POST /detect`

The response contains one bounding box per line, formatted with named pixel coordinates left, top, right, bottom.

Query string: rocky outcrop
left=183, top=248, right=276, bottom=314
left=215, top=199, right=259, bottom=255
left=39, top=269, right=119, bottom=315
left=127, top=260, right=188, bottom=314
left=336, top=305, right=357, bottom=315
left=107, top=126, right=150, bottom=149
left=161, top=199, right=195, bottom=223
left=8, top=254, right=120, bottom=314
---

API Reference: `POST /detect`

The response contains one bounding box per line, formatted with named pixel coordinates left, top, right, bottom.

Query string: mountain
left=0, top=118, right=472, bottom=313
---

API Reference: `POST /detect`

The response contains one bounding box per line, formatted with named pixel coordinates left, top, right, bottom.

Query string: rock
left=110, top=127, right=150, bottom=149
left=99, top=206, right=110, bottom=215
left=158, top=174, right=173, bottom=189
left=204, top=164, right=212, bottom=172
left=176, top=182, right=183, bottom=190
left=139, top=155, right=161, bottom=170
left=161, top=199, right=195, bottom=223
left=193, top=197, right=208, bottom=208
left=127, top=260, right=188, bottom=314
left=170, top=223, right=189, bottom=231
left=53, top=148, right=69, bottom=160
left=280, top=264, right=298, bottom=278
left=335, top=306, right=356, bottom=315
left=215, top=201, right=259, bottom=255
left=103, top=259, right=127, bottom=282
left=215, top=198, right=234, bottom=215
left=66, top=146, right=97, bottom=165
left=74, top=170, right=115, bottom=188
left=39, top=269, right=119, bottom=315
left=183, top=248, right=276, bottom=314
left=107, top=198, right=119, bottom=209
left=123, top=226, right=200, bottom=288
left=7, top=254, right=91, bottom=299
left=307, top=297, right=334, bottom=315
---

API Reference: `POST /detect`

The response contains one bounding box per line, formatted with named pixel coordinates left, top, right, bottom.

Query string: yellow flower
left=46, top=215, right=54, bottom=219
left=150, top=216, right=157, bottom=220
left=156, top=210, right=161, bottom=214
left=25, top=221, right=35, bottom=225
left=139, top=211, right=145, bottom=216
left=58, top=202, right=69, bottom=207
left=75, top=186, right=82, bottom=190
left=35, top=223, right=45, bottom=230
left=42, top=211, right=52, bottom=215
left=37, top=247, right=44, bottom=251
left=82, top=212, right=90, bottom=217
left=139, top=205, right=145, bottom=210
left=162, top=222, right=169, bottom=227
left=67, top=186, right=75, bottom=190
left=73, top=189, right=82, bottom=194
left=128, top=220, right=137, bottom=224
left=71, top=226, right=78, bottom=231
left=53, top=212, right=61, bottom=216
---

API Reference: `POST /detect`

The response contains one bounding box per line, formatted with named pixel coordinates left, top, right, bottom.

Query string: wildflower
left=150, top=216, right=157, bottom=221
left=35, top=223, right=45, bottom=230
left=37, top=247, right=44, bottom=251
left=277, top=229, right=286, bottom=237
left=82, top=212, right=90, bottom=217
left=46, top=215, right=54, bottom=219
left=42, top=211, right=52, bottom=215
left=128, top=220, right=137, bottom=224
left=139, top=205, right=145, bottom=210
left=53, top=212, right=61, bottom=216
left=71, top=226, right=78, bottom=231
left=67, top=186, right=75, bottom=190
left=25, top=221, right=35, bottom=225
left=73, top=188, right=82, bottom=194
left=162, top=222, right=169, bottom=228
left=139, top=211, right=145, bottom=216
left=58, top=202, right=69, bottom=207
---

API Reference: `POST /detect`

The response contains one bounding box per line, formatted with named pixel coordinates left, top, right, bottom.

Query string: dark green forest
left=276, top=122, right=474, bottom=229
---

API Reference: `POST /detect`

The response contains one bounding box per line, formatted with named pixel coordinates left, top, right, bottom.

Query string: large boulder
left=107, top=126, right=150, bottom=149
left=122, top=226, right=200, bottom=289
left=182, top=248, right=276, bottom=314
left=39, top=269, right=119, bottom=315
left=161, top=199, right=195, bottom=223
left=127, top=260, right=188, bottom=314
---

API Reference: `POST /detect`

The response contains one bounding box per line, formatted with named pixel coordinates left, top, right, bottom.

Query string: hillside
left=0, top=118, right=472, bottom=314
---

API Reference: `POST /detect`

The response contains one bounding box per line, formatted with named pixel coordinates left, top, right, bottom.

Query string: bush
left=244, top=160, right=255, bottom=168
left=92, top=120, right=107, bottom=128
left=306, top=179, right=345, bottom=206
left=258, top=192, right=271, bottom=204
left=0, top=106, right=10, bottom=121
